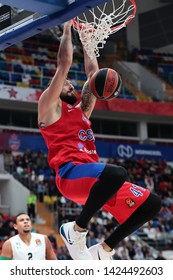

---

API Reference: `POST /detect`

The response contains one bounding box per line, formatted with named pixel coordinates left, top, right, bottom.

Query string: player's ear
left=13, top=224, right=17, bottom=230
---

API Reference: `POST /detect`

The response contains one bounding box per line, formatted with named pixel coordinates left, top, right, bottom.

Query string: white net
left=73, top=0, right=136, bottom=58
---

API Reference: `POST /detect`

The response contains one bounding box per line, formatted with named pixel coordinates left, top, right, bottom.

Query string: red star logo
left=8, top=88, right=18, bottom=98
left=27, top=90, right=42, bottom=102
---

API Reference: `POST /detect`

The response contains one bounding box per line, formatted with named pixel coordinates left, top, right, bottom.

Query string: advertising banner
left=0, top=131, right=173, bottom=162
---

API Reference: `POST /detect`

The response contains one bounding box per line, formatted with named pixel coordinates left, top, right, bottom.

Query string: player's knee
left=101, top=164, right=128, bottom=185
left=144, top=193, right=162, bottom=220
left=116, top=166, right=128, bottom=182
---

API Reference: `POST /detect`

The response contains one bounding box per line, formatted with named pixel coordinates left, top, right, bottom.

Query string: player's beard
left=23, top=230, right=30, bottom=233
left=60, top=92, right=77, bottom=105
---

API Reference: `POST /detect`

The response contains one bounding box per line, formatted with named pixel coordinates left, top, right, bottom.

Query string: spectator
left=117, top=241, right=131, bottom=260
left=36, top=181, right=45, bottom=203
left=155, top=251, right=166, bottom=260
left=133, top=248, right=145, bottom=260
left=26, top=191, right=37, bottom=223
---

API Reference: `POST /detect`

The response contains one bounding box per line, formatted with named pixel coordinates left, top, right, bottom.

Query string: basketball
left=89, top=68, right=122, bottom=100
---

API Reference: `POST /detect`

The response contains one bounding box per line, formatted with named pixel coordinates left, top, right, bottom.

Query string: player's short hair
left=15, top=212, right=29, bottom=223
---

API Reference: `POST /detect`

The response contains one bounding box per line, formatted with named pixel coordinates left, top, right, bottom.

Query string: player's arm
left=76, top=32, right=99, bottom=118
left=38, top=20, right=73, bottom=126
left=45, top=236, right=57, bottom=260
left=0, top=240, right=13, bottom=260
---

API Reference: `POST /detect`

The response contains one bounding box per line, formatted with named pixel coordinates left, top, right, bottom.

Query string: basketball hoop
left=73, top=0, right=136, bottom=58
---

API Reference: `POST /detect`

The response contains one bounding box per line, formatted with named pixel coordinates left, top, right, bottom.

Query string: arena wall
left=0, top=176, right=29, bottom=215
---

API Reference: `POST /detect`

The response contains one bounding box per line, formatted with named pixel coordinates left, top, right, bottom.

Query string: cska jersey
left=39, top=102, right=99, bottom=170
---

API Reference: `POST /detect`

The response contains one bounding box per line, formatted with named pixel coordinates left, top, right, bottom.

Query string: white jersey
left=10, top=232, right=46, bottom=260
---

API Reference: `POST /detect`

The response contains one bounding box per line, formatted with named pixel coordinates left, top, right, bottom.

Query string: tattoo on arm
left=81, top=81, right=95, bottom=112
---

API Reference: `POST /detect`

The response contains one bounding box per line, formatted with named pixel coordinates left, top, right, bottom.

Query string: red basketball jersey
left=39, top=102, right=99, bottom=170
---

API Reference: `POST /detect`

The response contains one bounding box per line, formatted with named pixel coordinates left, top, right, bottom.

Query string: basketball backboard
left=0, top=0, right=108, bottom=50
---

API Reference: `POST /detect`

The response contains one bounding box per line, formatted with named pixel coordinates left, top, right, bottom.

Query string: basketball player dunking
left=0, top=213, right=57, bottom=260
left=38, top=20, right=161, bottom=260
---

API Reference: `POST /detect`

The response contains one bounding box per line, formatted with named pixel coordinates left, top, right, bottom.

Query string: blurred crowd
left=1, top=149, right=173, bottom=260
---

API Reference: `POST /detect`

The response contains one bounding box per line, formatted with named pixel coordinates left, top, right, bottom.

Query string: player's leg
left=76, top=163, right=127, bottom=228
left=58, top=162, right=127, bottom=226
left=89, top=187, right=161, bottom=260
left=104, top=192, right=161, bottom=248
left=57, top=162, right=127, bottom=259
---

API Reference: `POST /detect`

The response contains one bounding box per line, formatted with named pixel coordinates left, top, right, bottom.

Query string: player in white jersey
left=0, top=213, right=57, bottom=260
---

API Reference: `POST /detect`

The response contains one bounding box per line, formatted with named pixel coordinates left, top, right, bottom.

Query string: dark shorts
left=56, top=162, right=150, bottom=224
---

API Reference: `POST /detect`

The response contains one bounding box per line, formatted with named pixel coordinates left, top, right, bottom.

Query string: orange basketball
left=89, top=68, right=122, bottom=100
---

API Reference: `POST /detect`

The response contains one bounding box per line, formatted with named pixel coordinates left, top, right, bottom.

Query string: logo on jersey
left=78, top=129, right=94, bottom=141
left=78, top=142, right=97, bottom=155
left=15, top=242, right=21, bottom=249
left=67, top=104, right=73, bottom=109
left=125, top=198, right=135, bottom=207
left=78, top=143, right=84, bottom=150
left=35, top=239, right=42, bottom=246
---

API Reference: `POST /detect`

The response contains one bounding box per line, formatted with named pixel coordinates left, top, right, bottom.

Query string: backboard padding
left=0, top=0, right=109, bottom=50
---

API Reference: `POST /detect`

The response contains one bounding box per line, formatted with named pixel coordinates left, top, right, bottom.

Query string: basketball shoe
left=89, top=243, right=115, bottom=260
left=59, top=221, right=93, bottom=260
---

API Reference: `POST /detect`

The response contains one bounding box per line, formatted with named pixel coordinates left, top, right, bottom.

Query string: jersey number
left=130, top=186, right=143, bottom=197
left=28, top=252, right=33, bottom=260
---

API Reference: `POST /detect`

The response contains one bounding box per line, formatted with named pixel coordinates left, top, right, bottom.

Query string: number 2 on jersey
left=28, top=252, right=33, bottom=260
